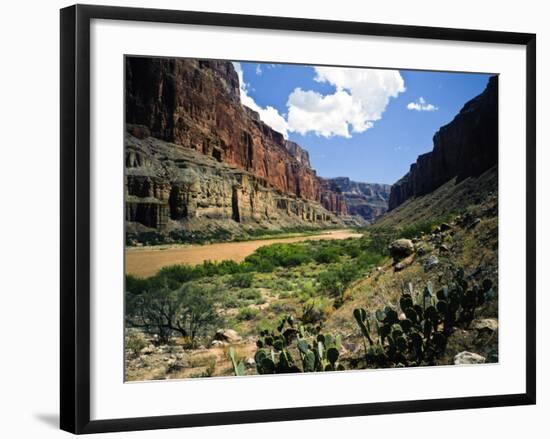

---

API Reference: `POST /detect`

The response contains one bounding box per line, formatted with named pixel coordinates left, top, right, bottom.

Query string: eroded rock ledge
left=125, top=133, right=346, bottom=239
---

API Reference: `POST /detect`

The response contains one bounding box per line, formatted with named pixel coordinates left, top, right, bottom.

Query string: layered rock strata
left=324, top=177, right=391, bottom=222
left=125, top=132, right=341, bottom=235
left=125, top=57, right=347, bottom=228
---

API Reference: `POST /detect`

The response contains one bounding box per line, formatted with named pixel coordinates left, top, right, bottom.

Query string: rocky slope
left=125, top=57, right=347, bottom=239
left=324, top=177, right=391, bottom=222
left=376, top=165, right=497, bottom=228
left=389, top=76, right=498, bottom=210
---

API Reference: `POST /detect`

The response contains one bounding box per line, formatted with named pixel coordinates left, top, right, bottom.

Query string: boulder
left=424, top=255, right=440, bottom=272
left=394, top=262, right=406, bottom=272
left=215, top=329, right=242, bottom=343
left=468, top=218, right=482, bottom=229
left=471, top=318, right=498, bottom=332
left=389, top=239, right=414, bottom=261
left=139, top=344, right=156, bottom=355
left=454, top=351, right=486, bottom=365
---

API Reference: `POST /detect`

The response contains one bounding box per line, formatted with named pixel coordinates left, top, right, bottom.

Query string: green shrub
left=126, top=330, right=148, bottom=358
left=319, top=263, right=360, bottom=299
left=314, top=247, right=341, bottom=264
left=237, top=307, right=260, bottom=321
left=301, top=298, right=332, bottom=324
left=237, top=288, right=261, bottom=301
left=245, top=243, right=312, bottom=270
left=356, top=251, right=384, bottom=269
left=229, top=272, right=254, bottom=288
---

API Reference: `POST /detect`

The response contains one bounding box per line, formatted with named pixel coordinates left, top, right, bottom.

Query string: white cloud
left=232, top=63, right=405, bottom=140
left=286, top=66, right=405, bottom=138
left=287, top=88, right=367, bottom=138
left=232, top=62, right=289, bottom=138
left=407, top=96, right=438, bottom=112
left=255, top=64, right=262, bottom=75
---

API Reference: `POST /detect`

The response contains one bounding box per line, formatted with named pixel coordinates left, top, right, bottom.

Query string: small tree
left=126, top=283, right=219, bottom=346
left=177, top=283, right=219, bottom=345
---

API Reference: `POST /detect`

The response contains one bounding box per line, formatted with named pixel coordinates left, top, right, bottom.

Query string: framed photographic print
left=60, top=4, right=536, bottom=434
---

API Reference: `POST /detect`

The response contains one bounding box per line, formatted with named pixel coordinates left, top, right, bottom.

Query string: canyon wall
left=389, top=76, right=498, bottom=210
left=324, top=177, right=391, bottom=222
left=124, top=57, right=348, bottom=240
left=125, top=57, right=346, bottom=219
left=126, top=133, right=339, bottom=232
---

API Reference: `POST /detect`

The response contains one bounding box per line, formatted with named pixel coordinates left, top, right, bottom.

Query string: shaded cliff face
left=325, top=177, right=391, bottom=222
left=125, top=57, right=346, bottom=216
left=389, top=76, right=498, bottom=210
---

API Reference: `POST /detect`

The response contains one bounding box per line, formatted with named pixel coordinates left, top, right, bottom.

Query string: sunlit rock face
left=324, top=177, right=391, bottom=222
left=124, top=57, right=347, bottom=234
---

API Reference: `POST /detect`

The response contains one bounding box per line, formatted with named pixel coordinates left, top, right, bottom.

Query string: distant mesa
left=322, top=177, right=391, bottom=223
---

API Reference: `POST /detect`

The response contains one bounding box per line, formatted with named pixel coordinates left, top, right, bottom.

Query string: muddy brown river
left=126, top=229, right=362, bottom=278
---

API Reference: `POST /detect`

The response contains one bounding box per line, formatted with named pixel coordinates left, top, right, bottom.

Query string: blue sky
left=234, top=62, right=492, bottom=185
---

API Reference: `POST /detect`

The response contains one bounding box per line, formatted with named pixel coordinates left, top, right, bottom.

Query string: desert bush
left=230, top=272, right=254, bottom=288
left=319, top=263, right=360, bottom=300
left=237, top=288, right=261, bottom=301
left=269, top=300, right=297, bottom=315
left=314, top=246, right=341, bottom=264
left=301, top=297, right=333, bottom=324
left=236, top=307, right=260, bottom=321
left=245, top=243, right=312, bottom=270
left=126, top=330, right=148, bottom=358
left=356, top=251, right=384, bottom=269
left=360, top=228, right=396, bottom=255
left=156, top=264, right=200, bottom=287
left=220, top=293, right=242, bottom=309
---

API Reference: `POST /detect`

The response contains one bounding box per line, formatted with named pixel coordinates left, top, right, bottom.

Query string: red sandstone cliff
left=125, top=57, right=346, bottom=215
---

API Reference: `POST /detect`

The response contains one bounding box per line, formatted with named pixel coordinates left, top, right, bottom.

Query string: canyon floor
left=125, top=185, right=498, bottom=381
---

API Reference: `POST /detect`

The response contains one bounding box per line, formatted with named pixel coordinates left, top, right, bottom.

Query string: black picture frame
left=60, top=4, right=536, bottom=434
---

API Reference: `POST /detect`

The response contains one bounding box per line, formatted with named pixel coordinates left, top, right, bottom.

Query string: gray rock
left=394, top=262, right=406, bottom=271
left=468, top=218, right=482, bottom=229
left=454, top=351, right=486, bottom=365
left=139, top=344, right=156, bottom=355
left=389, top=239, right=414, bottom=261
left=424, top=255, right=440, bottom=272
left=342, top=341, right=358, bottom=353
left=215, top=329, right=242, bottom=343
left=471, top=318, right=498, bottom=332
